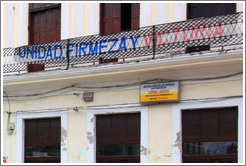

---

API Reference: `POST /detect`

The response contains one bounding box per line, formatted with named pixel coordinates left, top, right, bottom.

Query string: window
left=100, top=3, right=140, bottom=35
left=99, top=3, right=139, bottom=63
left=96, top=113, right=140, bottom=163
left=29, top=3, right=61, bottom=45
left=24, top=118, right=61, bottom=163
left=186, top=3, right=236, bottom=53
left=27, top=3, right=61, bottom=72
left=187, top=3, right=236, bottom=19
left=182, top=107, right=238, bottom=163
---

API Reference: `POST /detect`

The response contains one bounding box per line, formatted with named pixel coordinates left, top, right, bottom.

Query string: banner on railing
left=15, top=21, right=226, bottom=62
left=3, top=12, right=243, bottom=73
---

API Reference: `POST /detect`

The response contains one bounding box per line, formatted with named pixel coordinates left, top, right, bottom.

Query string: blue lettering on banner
left=75, top=44, right=79, bottom=57
left=17, top=35, right=140, bottom=61
left=46, top=46, right=53, bottom=59
left=99, top=40, right=107, bottom=55
left=118, top=37, right=127, bottom=52
left=89, top=41, right=98, bottom=55
left=131, top=35, right=139, bottom=50
left=108, top=38, right=118, bottom=54
left=18, top=47, right=25, bottom=58
left=26, top=46, right=35, bottom=59
left=67, top=43, right=74, bottom=58
left=79, top=42, right=88, bottom=56
left=54, top=45, right=63, bottom=59
left=38, top=46, right=46, bottom=59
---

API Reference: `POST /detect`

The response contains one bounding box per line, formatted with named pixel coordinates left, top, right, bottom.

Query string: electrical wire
left=2, top=71, right=243, bottom=100
left=5, top=95, right=243, bottom=114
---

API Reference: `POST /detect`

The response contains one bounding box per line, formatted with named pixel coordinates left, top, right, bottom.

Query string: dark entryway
left=96, top=113, right=140, bottom=163
left=182, top=107, right=238, bottom=163
left=24, top=117, right=61, bottom=163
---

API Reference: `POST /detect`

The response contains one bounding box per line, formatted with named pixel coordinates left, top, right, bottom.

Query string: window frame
left=99, top=3, right=139, bottom=35
left=87, top=104, right=148, bottom=163
left=16, top=109, right=67, bottom=163
left=172, top=97, right=243, bottom=163
left=28, top=3, right=61, bottom=45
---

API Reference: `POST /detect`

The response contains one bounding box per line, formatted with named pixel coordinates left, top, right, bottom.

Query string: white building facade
left=2, top=2, right=244, bottom=164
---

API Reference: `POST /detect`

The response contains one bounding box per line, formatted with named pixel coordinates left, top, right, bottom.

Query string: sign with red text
left=140, top=82, right=180, bottom=103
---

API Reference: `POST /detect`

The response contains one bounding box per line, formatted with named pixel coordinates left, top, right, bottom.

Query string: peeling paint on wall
left=87, top=131, right=94, bottom=144
left=72, top=150, right=83, bottom=160
left=173, top=132, right=181, bottom=151
left=141, top=146, right=148, bottom=156
left=153, top=153, right=172, bottom=161
left=61, top=127, right=67, bottom=148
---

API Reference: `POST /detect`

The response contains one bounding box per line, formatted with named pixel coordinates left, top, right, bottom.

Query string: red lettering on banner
left=144, top=33, right=153, bottom=48
left=195, top=23, right=207, bottom=40
left=144, top=21, right=223, bottom=48
left=208, top=23, right=213, bottom=38
left=183, top=25, right=194, bottom=41
left=172, top=27, right=182, bottom=43
left=159, top=30, right=169, bottom=45
left=144, top=32, right=158, bottom=48
left=213, top=22, right=223, bottom=38
left=154, top=32, right=158, bottom=46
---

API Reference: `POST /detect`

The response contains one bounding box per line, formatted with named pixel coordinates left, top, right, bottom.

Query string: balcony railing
left=3, top=12, right=243, bottom=75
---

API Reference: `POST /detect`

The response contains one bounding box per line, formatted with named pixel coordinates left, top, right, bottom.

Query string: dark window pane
left=188, top=3, right=236, bottom=19
left=96, top=116, right=111, bottom=141
left=50, top=118, right=61, bottom=143
left=38, top=119, right=50, bottom=143
left=184, top=141, right=238, bottom=155
left=112, top=115, right=125, bottom=140
left=201, top=110, right=218, bottom=137
left=121, top=3, right=131, bottom=31
left=97, top=144, right=140, bottom=156
left=182, top=110, right=200, bottom=139
left=25, top=120, right=38, bottom=145
left=25, top=145, right=60, bottom=157
left=127, top=114, right=140, bottom=139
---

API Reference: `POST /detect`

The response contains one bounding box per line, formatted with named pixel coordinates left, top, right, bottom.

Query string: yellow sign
left=140, top=82, right=179, bottom=103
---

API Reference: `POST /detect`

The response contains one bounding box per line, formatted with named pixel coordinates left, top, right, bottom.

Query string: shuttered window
left=27, top=4, right=61, bottom=72
left=24, top=118, right=61, bottom=163
left=96, top=113, right=140, bottom=163
left=29, top=4, right=61, bottom=45
left=182, top=107, right=238, bottom=163
left=100, top=3, right=140, bottom=35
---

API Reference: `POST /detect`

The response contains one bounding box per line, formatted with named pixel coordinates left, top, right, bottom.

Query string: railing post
left=66, top=39, right=70, bottom=70
left=152, top=25, right=156, bottom=59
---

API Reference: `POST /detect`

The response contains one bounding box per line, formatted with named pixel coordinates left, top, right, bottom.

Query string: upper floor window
left=185, top=3, right=236, bottom=53
left=100, top=3, right=140, bottom=35
left=29, top=3, right=61, bottom=45
left=187, top=3, right=236, bottom=19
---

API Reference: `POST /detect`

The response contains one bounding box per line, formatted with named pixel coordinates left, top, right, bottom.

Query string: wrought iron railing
left=3, top=12, right=243, bottom=74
